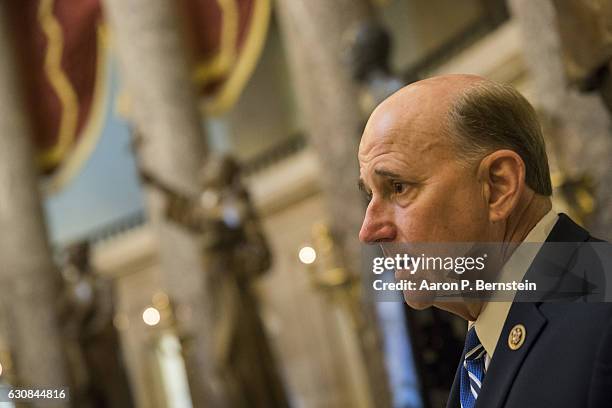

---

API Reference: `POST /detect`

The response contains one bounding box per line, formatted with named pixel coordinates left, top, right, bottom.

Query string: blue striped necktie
left=460, top=327, right=486, bottom=408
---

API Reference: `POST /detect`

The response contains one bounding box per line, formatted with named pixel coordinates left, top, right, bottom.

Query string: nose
left=359, top=200, right=397, bottom=243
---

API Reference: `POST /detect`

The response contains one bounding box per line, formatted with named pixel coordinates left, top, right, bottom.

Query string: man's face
left=358, top=82, right=492, bottom=307
left=358, top=86, right=490, bottom=244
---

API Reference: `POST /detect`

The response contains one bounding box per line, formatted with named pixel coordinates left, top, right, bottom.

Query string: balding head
left=362, top=75, right=481, bottom=143
left=358, top=74, right=552, bottom=243
left=361, top=74, right=551, bottom=197
left=358, top=74, right=552, bottom=314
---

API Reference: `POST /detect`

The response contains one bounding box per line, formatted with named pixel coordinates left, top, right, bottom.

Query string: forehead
left=358, top=90, right=453, bottom=163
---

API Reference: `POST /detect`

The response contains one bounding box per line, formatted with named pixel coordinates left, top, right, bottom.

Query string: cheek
left=442, top=182, right=489, bottom=240
left=394, top=178, right=486, bottom=242
left=393, top=205, right=435, bottom=242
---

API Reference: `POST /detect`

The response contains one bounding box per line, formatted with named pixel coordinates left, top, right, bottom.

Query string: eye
left=392, top=182, right=408, bottom=195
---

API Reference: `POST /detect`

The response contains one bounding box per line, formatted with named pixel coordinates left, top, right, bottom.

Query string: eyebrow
left=374, top=168, right=402, bottom=179
left=358, top=168, right=404, bottom=192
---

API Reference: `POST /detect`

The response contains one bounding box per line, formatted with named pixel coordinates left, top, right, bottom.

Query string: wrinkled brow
left=374, top=168, right=402, bottom=179
left=358, top=166, right=404, bottom=192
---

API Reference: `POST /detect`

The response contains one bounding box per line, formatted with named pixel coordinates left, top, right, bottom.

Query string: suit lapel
left=446, top=213, right=591, bottom=407
left=446, top=349, right=463, bottom=408
left=474, top=302, right=546, bottom=408
left=519, top=213, right=592, bottom=302
left=475, top=214, right=590, bottom=407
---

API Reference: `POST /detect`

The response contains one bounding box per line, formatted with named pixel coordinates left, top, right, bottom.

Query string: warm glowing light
left=152, top=292, right=169, bottom=309
left=298, top=246, right=317, bottom=264
left=142, top=307, right=161, bottom=326
left=0, top=362, right=3, bottom=377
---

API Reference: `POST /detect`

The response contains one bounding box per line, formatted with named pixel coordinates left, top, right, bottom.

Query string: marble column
left=275, top=0, right=392, bottom=406
left=509, top=0, right=612, bottom=239
left=0, top=3, right=69, bottom=405
left=101, top=0, right=228, bottom=406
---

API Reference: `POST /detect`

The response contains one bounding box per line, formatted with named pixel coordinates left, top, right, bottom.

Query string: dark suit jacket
left=446, top=214, right=612, bottom=408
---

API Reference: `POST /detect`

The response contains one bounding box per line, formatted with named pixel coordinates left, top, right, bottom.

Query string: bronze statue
left=58, top=242, right=133, bottom=408
left=345, top=19, right=408, bottom=115
left=141, top=154, right=289, bottom=408
left=552, top=0, right=612, bottom=112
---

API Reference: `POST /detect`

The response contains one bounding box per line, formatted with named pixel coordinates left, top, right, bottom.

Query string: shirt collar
left=473, top=209, right=558, bottom=357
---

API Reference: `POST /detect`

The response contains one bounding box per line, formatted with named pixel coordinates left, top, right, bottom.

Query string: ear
left=477, top=150, right=526, bottom=222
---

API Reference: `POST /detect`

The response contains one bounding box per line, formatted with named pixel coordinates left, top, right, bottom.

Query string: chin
left=403, top=293, right=434, bottom=310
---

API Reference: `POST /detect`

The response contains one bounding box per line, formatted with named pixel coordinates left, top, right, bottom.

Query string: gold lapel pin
left=508, top=324, right=526, bottom=350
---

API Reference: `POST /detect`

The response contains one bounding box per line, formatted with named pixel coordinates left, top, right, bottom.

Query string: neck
left=498, top=193, right=551, bottom=265
left=436, top=301, right=483, bottom=321
left=504, top=194, right=552, bottom=243
left=437, top=193, right=552, bottom=322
